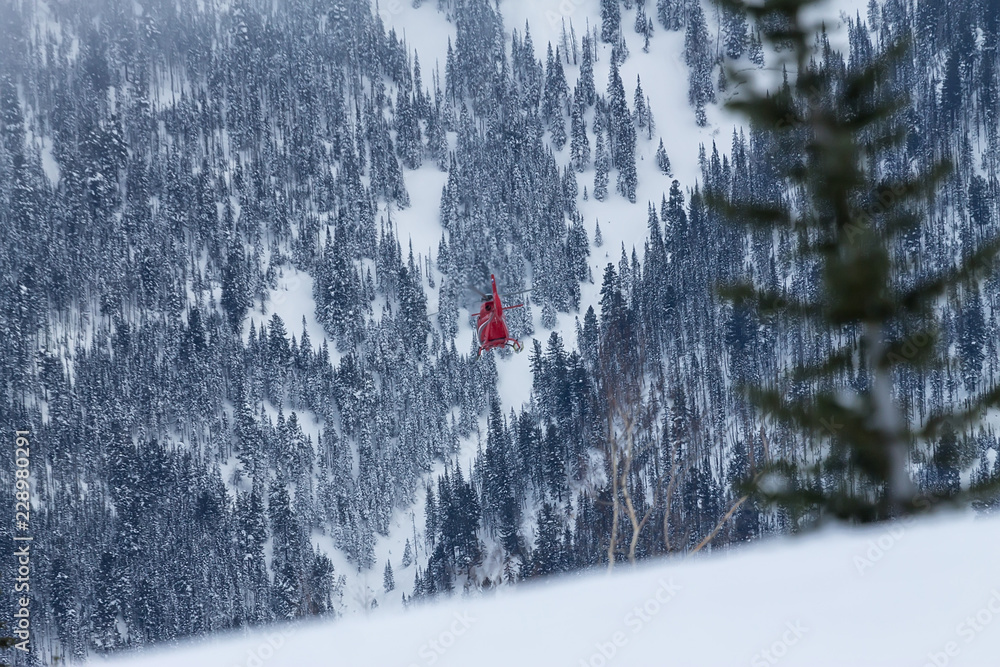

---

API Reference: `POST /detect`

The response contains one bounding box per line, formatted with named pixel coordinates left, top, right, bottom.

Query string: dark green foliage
left=685, top=3, right=715, bottom=126
left=314, top=229, right=367, bottom=351
left=383, top=560, right=395, bottom=592
left=722, top=3, right=748, bottom=60
left=570, top=93, right=591, bottom=171
left=531, top=501, right=566, bottom=576
left=221, top=243, right=252, bottom=331
left=655, top=139, right=672, bottom=175
left=657, top=0, right=684, bottom=31
left=601, top=0, right=621, bottom=43
left=713, top=0, right=1000, bottom=524
left=594, top=113, right=611, bottom=201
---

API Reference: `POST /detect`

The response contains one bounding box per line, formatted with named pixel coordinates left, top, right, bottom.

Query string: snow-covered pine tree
left=593, top=109, right=611, bottom=201
left=607, top=59, right=637, bottom=202
left=578, top=32, right=597, bottom=106
left=655, top=139, right=672, bottom=175
left=722, top=2, right=748, bottom=60
left=685, top=2, right=715, bottom=126
left=570, top=93, right=591, bottom=171
left=601, top=0, right=621, bottom=43
left=402, top=539, right=413, bottom=568
left=383, top=560, right=395, bottom=592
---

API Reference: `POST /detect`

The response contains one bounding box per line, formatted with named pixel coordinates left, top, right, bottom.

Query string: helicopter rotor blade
left=465, top=284, right=489, bottom=301
left=501, top=288, right=533, bottom=299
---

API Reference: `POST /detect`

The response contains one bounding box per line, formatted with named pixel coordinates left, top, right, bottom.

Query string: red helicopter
left=474, top=274, right=525, bottom=357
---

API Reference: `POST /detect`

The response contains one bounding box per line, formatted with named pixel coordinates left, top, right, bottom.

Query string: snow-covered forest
left=0, top=0, right=999, bottom=662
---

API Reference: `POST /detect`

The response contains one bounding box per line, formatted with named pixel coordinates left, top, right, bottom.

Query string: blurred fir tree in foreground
left=713, top=0, right=1000, bottom=525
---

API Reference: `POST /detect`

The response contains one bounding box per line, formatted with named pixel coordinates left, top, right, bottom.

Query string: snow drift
left=92, top=511, right=999, bottom=667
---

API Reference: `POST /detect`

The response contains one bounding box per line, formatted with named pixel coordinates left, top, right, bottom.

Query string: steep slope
left=93, top=510, right=999, bottom=667
left=216, top=0, right=878, bottom=620
left=337, top=0, right=870, bottom=617
left=7, top=0, right=988, bottom=660
left=331, top=0, right=711, bottom=616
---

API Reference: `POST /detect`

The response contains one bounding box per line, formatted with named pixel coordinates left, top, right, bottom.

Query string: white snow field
left=93, top=511, right=999, bottom=667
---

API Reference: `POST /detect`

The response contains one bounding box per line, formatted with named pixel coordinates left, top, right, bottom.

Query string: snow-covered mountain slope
left=92, top=510, right=999, bottom=667
left=10, top=0, right=999, bottom=659
left=280, top=0, right=871, bottom=619
left=368, top=0, right=868, bottom=435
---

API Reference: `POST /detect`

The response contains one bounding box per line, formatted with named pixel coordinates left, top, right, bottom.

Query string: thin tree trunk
left=619, top=417, right=642, bottom=563
left=866, top=321, right=916, bottom=515
left=607, top=407, right=620, bottom=572
left=608, top=446, right=620, bottom=571
left=689, top=494, right=749, bottom=556
left=661, top=436, right=687, bottom=554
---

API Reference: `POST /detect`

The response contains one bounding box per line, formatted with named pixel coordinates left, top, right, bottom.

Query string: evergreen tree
left=570, top=94, right=591, bottom=172
left=594, top=120, right=611, bottom=202
left=608, top=60, right=637, bottom=202
left=633, top=76, right=650, bottom=131
left=395, top=87, right=423, bottom=170
left=398, top=251, right=430, bottom=356
left=655, top=139, right=672, bottom=175
left=715, top=0, right=1000, bottom=523
left=601, top=0, right=621, bottom=43
left=532, top=502, right=565, bottom=576
left=722, top=3, right=749, bottom=60
left=544, top=44, right=569, bottom=149
left=402, top=538, right=413, bottom=568
left=221, top=242, right=251, bottom=331
left=685, top=3, right=716, bottom=126
left=657, top=0, right=684, bottom=31
left=578, top=33, right=597, bottom=106
left=635, top=1, right=649, bottom=34
left=663, top=179, right=687, bottom=237
left=383, top=560, right=395, bottom=592
left=748, top=29, right=765, bottom=66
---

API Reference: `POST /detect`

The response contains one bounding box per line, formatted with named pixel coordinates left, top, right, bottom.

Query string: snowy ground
left=92, top=511, right=999, bottom=667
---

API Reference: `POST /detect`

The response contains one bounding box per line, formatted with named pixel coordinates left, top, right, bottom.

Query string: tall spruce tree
left=714, top=0, right=1000, bottom=524
left=608, top=60, right=637, bottom=202
left=601, top=0, right=621, bottom=43
left=685, top=2, right=715, bottom=127
left=570, top=93, right=591, bottom=172
left=383, top=560, right=395, bottom=592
